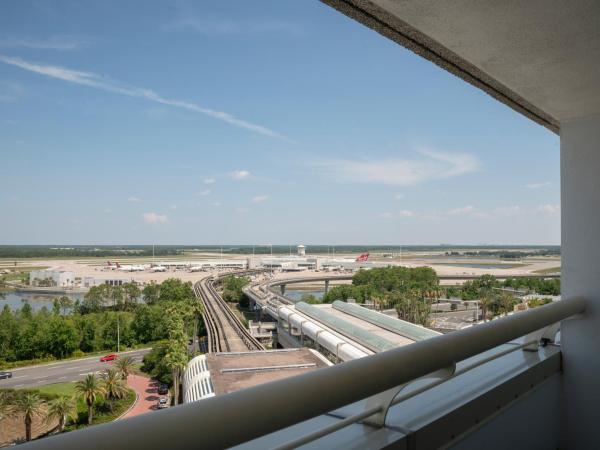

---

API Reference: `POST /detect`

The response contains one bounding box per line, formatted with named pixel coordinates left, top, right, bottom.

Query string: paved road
left=0, top=348, right=151, bottom=389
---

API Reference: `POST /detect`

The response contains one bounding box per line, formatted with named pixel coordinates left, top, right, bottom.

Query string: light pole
left=117, top=314, right=120, bottom=353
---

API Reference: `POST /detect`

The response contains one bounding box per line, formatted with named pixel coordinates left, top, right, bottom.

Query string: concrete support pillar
left=324, top=280, right=330, bottom=294
left=561, top=114, right=600, bottom=449
left=280, top=284, right=286, bottom=296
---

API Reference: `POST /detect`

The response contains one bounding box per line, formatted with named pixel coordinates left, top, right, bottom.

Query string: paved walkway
left=121, top=374, right=158, bottom=419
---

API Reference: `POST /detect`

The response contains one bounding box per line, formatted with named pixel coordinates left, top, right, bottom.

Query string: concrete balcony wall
left=450, top=374, right=561, bottom=450
left=561, top=114, right=600, bottom=449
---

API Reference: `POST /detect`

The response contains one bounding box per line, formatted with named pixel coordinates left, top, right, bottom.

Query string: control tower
left=297, top=244, right=306, bottom=257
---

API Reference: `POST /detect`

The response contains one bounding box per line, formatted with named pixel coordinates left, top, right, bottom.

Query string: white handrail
left=21, top=297, right=584, bottom=450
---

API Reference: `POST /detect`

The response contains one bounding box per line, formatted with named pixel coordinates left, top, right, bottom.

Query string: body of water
left=285, top=289, right=325, bottom=302
left=0, top=291, right=85, bottom=311
left=435, top=263, right=522, bottom=269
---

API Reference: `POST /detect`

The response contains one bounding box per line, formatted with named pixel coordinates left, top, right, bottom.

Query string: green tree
left=58, top=296, right=74, bottom=315
left=114, top=355, right=135, bottom=380
left=142, top=282, right=160, bottom=304
left=75, top=374, right=106, bottom=425
left=82, top=286, right=105, bottom=313
left=46, top=395, right=77, bottom=432
left=164, top=344, right=188, bottom=405
left=123, top=282, right=141, bottom=310
left=16, top=392, right=46, bottom=441
left=101, top=368, right=128, bottom=412
left=500, top=292, right=516, bottom=316
left=478, top=291, right=493, bottom=322
left=46, top=317, right=79, bottom=358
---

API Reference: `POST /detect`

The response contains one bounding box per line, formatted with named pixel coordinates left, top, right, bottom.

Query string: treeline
left=454, top=275, right=560, bottom=300
left=0, top=279, right=203, bottom=367
left=445, top=248, right=560, bottom=258
left=318, top=269, right=559, bottom=326
left=0, top=245, right=183, bottom=258
left=220, top=275, right=250, bottom=307
left=321, top=267, right=440, bottom=326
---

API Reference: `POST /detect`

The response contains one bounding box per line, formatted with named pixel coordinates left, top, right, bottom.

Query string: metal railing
left=21, top=297, right=584, bottom=450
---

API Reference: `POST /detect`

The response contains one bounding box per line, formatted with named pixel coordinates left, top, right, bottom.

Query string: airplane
left=151, top=265, right=167, bottom=272
left=189, top=266, right=205, bottom=272
left=355, top=252, right=370, bottom=262
left=114, top=262, right=147, bottom=272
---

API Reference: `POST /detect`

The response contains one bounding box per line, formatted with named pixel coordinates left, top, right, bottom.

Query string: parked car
left=157, top=397, right=169, bottom=409
left=100, top=353, right=118, bottom=362
left=157, top=383, right=169, bottom=395
left=0, top=371, right=12, bottom=379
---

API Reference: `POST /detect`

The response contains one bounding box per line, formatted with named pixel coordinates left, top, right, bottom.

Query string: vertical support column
left=325, top=279, right=330, bottom=294
left=561, top=115, right=600, bottom=449
left=280, top=284, right=286, bottom=296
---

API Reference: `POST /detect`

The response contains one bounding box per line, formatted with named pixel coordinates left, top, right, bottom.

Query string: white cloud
left=525, top=182, right=551, bottom=189
left=317, top=148, right=479, bottom=186
left=537, top=204, right=560, bottom=214
left=230, top=170, right=250, bottom=180
left=448, top=205, right=475, bottom=215
left=399, top=210, right=416, bottom=217
left=493, top=206, right=521, bottom=216
left=170, top=204, right=177, bottom=210
left=142, top=212, right=168, bottom=224
left=198, top=189, right=211, bottom=196
left=0, top=36, right=86, bottom=50
left=0, top=54, right=291, bottom=141
left=394, top=194, right=405, bottom=200
left=251, top=195, right=269, bottom=204
left=204, top=178, right=215, bottom=184
left=127, top=196, right=142, bottom=203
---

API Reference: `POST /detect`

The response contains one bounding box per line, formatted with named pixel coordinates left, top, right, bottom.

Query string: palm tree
left=46, top=396, right=77, bottom=432
left=114, top=356, right=135, bottom=381
left=164, top=344, right=188, bottom=405
left=16, top=392, right=45, bottom=441
left=479, top=291, right=492, bottom=322
left=75, top=374, right=106, bottom=425
left=500, top=292, right=515, bottom=316
left=101, top=369, right=128, bottom=412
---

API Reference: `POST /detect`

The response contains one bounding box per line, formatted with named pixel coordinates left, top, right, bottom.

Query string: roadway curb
left=117, top=389, right=139, bottom=420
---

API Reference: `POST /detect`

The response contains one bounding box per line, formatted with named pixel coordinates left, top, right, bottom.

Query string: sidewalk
left=121, top=374, right=158, bottom=419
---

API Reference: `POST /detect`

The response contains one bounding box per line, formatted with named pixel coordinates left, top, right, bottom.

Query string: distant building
left=29, top=269, right=75, bottom=287
left=297, top=244, right=306, bottom=256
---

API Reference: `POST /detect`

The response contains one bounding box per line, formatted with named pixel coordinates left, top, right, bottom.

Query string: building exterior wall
left=560, top=114, right=600, bottom=449
left=29, top=269, right=74, bottom=287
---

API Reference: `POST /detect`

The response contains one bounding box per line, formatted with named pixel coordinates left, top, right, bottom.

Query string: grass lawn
left=36, top=382, right=76, bottom=397
left=533, top=266, right=561, bottom=274
left=36, top=382, right=136, bottom=431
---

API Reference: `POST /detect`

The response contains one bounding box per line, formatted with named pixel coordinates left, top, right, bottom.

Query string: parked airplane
left=110, top=262, right=147, bottom=272
left=151, top=265, right=167, bottom=272
left=189, top=266, right=205, bottom=272
left=355, top=252, right=370, bottom=262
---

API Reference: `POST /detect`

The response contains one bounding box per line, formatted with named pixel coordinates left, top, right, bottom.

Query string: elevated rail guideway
left=193, top=272, right=264, bottom=353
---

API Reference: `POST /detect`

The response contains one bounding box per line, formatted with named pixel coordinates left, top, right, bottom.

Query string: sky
left=0, top=1, right=560, bottom=245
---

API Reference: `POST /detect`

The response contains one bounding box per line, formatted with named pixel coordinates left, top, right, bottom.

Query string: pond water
left=284, top=289, right=325, bottom=302
left=0, top=291, right=85, bottom=312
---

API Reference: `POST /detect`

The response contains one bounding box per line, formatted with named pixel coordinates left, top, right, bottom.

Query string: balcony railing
left=21, top=297, right=584, bottom=450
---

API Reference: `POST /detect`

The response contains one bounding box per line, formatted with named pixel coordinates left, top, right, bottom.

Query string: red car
left=100, top=353, right=118, bottom=362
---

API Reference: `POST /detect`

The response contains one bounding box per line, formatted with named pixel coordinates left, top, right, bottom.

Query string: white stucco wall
left=560, top=114, right=600, bottom=449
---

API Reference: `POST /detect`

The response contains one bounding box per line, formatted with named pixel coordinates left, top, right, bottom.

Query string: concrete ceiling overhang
left=322, top=0, right=600, bottom=134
